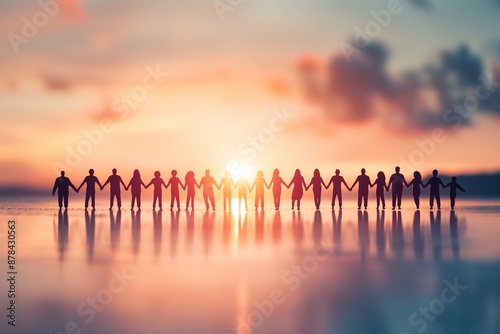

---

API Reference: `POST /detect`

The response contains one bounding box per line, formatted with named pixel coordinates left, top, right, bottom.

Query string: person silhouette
left=184, top=171, right=199, bottom=211
left=145, top=171, right=168, bottom=210
left=387, top=166, right=407, bottom=210
left=52, top=171, right=78, bottom=208
left=219, top=171, right=235, bottom=210
left=268, top=168, right=288, bottom=210
left=101, top=168, right=126, bottom=210
left=407, top=171, right=425, bottom=209
left=351, top=168, right=371, bottom=210
left=325, top=169, right=350, bottom=210
left=424, top=169, right=445, bottom=210
left=306, top=169, right=327, bottom=210
left=199, top=170, right=219, bottom=210
left=370, top=171, right=387, bottom=210
left=125, top=169, right=146, bottom=210
left=77, top=169, right=102, bottom=210
left=288, top=169, right=307, bottom=210
left=444, top=176, right=465, bottom=210
left=166, top=170, right=185, bottom=210
left=250, top=170, right=269, bottom=210
left=236, top=176, right=251, bottom=210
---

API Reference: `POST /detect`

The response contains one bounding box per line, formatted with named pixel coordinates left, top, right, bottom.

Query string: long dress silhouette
left=251, top=171, right=269, bottom=210
left=126, top=169, right=146, bottom=210
left=219, top=171, right=235, bottom=210
left=326, top=169, right=350, bottom=209
left=424, top=169, right=445, bottom=210
left=288, top=169, right=307, bottom=210
left=199, top=170, right=219, bottom=210
left=407, top=171, right=424, bottom=209
left=52, top=171, right=78, bottom=208
left=444, top=176, right=465, bottom=209
left=184, top=171, right=199, bottom=211
left=77, top=169, right=102, bottom=210
left=145, top=171, right=168, bottom=210
left=370, top=171, right=387, bottom=210
left=306, top=169, right=327, bottom=210
left=101, top=168, right=126, bottom=210
left=268, top=168, right=288, bottom=210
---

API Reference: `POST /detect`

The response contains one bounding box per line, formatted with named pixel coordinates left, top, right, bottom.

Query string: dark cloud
left=296, top=42, right=500, bottom=130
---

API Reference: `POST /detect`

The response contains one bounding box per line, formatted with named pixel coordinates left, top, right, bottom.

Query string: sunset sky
left=1, top=0, right=500, bottom=188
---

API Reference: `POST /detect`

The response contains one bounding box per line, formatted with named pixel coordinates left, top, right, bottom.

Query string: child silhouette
left=145, top=171, right=168, bottom=210
left=166, top=170, right=185, bottom=210
left=306, top=169, right=327, bottom=210
left=444, top=177, right=465, bottom=210
left=268, top=168, right=288, bottom=210
left=250, top=170, right=269, bottom=210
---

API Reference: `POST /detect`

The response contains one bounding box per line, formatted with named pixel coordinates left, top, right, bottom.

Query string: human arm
left=69, top=181, right=78, bottom=193
left=96, top=178, right=103, bottom=190
left=52, top=179, right=58, bottom=195
left=77, top=178, right=86, bottom=192
left=119, top=177, right=126, bottom=189
left=102, top=177, right=110, bottom=190
left=457, top=184, right=465, bottom=192
left=145, top=180, right=153, bottom=189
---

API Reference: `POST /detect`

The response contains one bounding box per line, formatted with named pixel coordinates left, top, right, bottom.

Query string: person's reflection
left=85, top=209, right=95, bottom=264
left=57, top=209, right=69, bottom=262
left=358, top=210, right=369, bottom=262
left=272, top=211, right=282, bottom=247
left=110, top=209, right=121, bottom=254
left=153, top=210, right=162, bottom=259
left=430, top=210, right=442, bottom=262
left=170, top=210, right=180, bottom=258
left=332, top=210, right=342, bottom=254
left=131, top=210, right=141, bottom=257
left=376, top=210, right=386, bottom=261
left=450, top=210, right=460, bottom=259
left=238, top=211, right=248, bottom=249
left=412, top=210, right=424, bottom=262
left=185, top=211, right=195, bottom=255
left=255, top=210, right=265, bottom=246
left=391, top=211, right=404, bottom=261
left=292, top=211, right=304, bottom=249
left=313, top=211, right=322, bottom=245
left=222, top=211, right=232, bottom=253
left=202, top=211, right=215, bottom=255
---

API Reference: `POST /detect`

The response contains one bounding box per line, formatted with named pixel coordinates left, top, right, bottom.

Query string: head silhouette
left=133, top=169, right=141, bottom=179
left=361, top=168, right=366, bottom=175
left=112, top=168, right=117, bottom=175
left=335, top=169, right=340, bottom=175
left=451, top=176, right=457, bottom=183
left=433, top=169, right=438, bottom=177
left=313, top=169, right=320, bottom=177
left=377, top=171, right=385, bottom=181
left=171, top=170, right=177, bottom=177
left=273, top=168, right=280, bottom=177
left=154, top=171, right=161, bottom=178
left=89, top=169, right=94, bottom=175
left=395, top=166, right=400, bottom=173
left=294, top=169, right=301, bottom=178
left=257, top=170, right=264, bottom=177
left=413, top=171, right=421, bottom=180
left=185, top=171, right=194, bottom=182
left=60, top=171, right=65, bottom=177
left=205, top=170, right=210, bottom=176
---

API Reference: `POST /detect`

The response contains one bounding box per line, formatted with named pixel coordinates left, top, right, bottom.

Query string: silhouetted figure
left=288, top=169, right=307, bottom=210
left=101, top=168, right=126, bottom=210
left=370, top=171, right=387, bottom=210
left=351, top=168, right=371, bottom=210
left=387, top=166, right=407, bottom=210
left=251, top=170, right=269, bottom=210
left=424, top=169, right=445, bottom=210
left=52, top=171, right=78, bottom=208
left=184, top=171, right=199, bottom=211
left=78, top=169, right=102, bottom=210
left=268, top=168, right=288, bottom=210
left=146, top=171, right=168, bottom=210
left=444, top=176, right=465, bottom=210
left=166, top=170, right=185, bottom=210
left=326, top=169, right=350, bottom=209
left=219, top=171, right=235, bottom=210
left=199, top=170, right=219, bottom=210
left=126, top=169, right=146, bottom=210
left=306, top=169, right=327, bottom=210
left=236, top=176, right=251, bottom=210
left=407, top=171, right=424, bottom=209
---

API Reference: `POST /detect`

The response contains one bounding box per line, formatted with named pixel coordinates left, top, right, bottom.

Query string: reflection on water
left=2, top=200, right=500, bottom=334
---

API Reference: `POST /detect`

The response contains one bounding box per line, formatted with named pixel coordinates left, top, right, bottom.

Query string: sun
left=228, top=162, right=252, bottom=181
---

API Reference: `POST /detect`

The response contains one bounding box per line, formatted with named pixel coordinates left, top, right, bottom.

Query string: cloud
left=409, top=0, right=433, bottom=11
left=296, top=42, right=500, bottom=131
